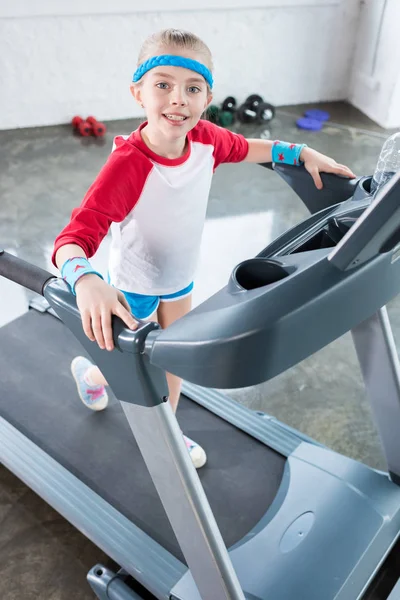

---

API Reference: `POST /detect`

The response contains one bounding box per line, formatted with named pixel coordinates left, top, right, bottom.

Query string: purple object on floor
left=296, top=117, right=323, bottom=131
left=304, top=109, right=330, bottom=121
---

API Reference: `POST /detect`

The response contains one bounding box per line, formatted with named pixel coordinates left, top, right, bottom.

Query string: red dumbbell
left=86, top=116, right=107, bottom=137
left=71, top=116, right=92, bottom=137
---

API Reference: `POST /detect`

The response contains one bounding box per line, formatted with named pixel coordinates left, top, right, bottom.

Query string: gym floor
left=0, top=101, right=398, bottom=599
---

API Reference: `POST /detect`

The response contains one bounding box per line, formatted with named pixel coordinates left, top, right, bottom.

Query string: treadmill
left=1, top=164, right=400, bottom=600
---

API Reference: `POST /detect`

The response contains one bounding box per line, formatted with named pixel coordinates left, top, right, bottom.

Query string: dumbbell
left=219, top=96, right=237, bottom=127
left=206, top=97, right=237, bottom=128
left=71, top=116, right=92, bottom=137
left=86, top=116, right=107, bottom=137
left=237, top=94, right=275, bottom=124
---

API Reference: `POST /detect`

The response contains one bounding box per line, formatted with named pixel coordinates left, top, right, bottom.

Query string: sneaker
left=71, top=356, right=108, bottom=411
left=184, top=434, right=207, bottom=469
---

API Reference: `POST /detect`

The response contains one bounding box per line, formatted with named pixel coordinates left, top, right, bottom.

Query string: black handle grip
left=0, top=249, right=56, bottom=296
left=259, top=162, right=361, bottom=214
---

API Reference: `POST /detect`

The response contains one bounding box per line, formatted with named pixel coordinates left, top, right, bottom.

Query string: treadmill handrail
left=329, top=169, right=400, bottom=271
left=259, top=162, right=361, bottom=215
left=0, top=249, right=55, bottom=295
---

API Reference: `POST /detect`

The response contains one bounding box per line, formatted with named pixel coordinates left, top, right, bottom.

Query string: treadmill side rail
left=352, top=307, right=400, bottom=484
left=0, top=417, right=184, bottom=600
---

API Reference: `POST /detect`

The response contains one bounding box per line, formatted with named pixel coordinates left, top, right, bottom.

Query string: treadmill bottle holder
left=361, top=175, right=372, bottom=194
left=290, top=219, right=349, bottom=253
left=262, top=204, right=367, bottom=259
left=352, top=175, right=372, bottom=200
left=233, top=259, right=292, bottom=291
left=289, top=212, right=362, bottom=254
left=231, top=204, right=367, bottom=292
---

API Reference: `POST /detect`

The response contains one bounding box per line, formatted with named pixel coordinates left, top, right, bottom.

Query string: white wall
left=0, top=0, right=360, bottom=130
left=349, top=0, right=400, bottom=129
left=388, top=75, right=400, bottom=128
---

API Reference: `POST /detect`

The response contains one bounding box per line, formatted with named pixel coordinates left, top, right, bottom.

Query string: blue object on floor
left=296, top=117, right=324, bottom=131
left=304, top=109, right=330, bottom=121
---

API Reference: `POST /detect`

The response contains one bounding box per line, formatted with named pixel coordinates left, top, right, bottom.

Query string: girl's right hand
left=75, top=274, right=138, bottom=351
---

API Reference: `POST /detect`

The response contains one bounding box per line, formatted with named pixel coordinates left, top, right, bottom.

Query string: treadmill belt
left=0, top=309, right=285, bottom=563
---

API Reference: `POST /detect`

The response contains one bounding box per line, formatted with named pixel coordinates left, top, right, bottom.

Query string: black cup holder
left=361, top=176, right=372, bottom=194
left=234, top=259, right=290, bottom=290
left=352, top=176, right=373, bottom=202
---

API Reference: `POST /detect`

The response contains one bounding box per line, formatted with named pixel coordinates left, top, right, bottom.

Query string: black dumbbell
left=246, top=94, right=263, bottom=107
left=219, top=96, right=237, bottom=127
left=206, top=97, right=237, bottom=127
left=221, top=96, right=236, bottom=112
left=237, top=94, right=275, bottom=124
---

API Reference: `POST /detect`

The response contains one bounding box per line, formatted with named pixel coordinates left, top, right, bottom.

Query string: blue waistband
left=132, top=54, right=213, bottom=89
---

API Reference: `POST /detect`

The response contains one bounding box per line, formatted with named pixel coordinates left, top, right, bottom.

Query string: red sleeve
left=190, top=120, right=249, bottom=168
left=51, top=139, right=152, bottom=267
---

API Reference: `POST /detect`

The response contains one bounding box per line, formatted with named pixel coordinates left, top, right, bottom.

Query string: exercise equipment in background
left=71, top=115, right=107, bottom=137
left=207, top=94, right=275, bottom=127
left=237, top=94, right=275, bottom=124
left=296, top=108, right=331, bottom=131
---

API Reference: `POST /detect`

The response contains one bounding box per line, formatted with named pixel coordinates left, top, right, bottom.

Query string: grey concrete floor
left=0, top=101, right=398, bottom=598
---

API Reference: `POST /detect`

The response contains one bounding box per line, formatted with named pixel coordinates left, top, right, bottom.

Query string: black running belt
left=0, top=310, right=285, bottom=563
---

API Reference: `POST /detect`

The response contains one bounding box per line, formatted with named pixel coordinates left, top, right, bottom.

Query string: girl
left=53, top=28, right=355, bottom=469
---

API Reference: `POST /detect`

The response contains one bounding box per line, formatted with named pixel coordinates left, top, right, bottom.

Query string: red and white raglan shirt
left=52, top=120, right=249, bottom=295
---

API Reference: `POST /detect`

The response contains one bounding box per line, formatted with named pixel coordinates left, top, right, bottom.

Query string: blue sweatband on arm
left=272, top=141, right=307, bottom=166
left=61, top=257, right=104, bottom=295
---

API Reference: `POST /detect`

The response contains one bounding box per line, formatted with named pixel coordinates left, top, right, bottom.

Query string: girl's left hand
left=300, top=147, right=356, bottom=190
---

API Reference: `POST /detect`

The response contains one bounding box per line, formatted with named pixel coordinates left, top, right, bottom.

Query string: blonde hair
left=137, top=29, right=214, bottom=73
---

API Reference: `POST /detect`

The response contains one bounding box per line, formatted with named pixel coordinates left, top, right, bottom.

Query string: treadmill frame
left=2, top=168, right=400, bottom=599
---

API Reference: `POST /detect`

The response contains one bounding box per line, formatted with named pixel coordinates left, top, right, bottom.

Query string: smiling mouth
left=163, top=114, right=188, bottom=121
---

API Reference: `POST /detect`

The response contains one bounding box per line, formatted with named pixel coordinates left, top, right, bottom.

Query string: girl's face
left=131, top=49, right=213, bottom=141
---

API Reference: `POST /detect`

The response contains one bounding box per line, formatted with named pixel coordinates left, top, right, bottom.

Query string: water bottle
left=370, top=132, right=400, bottom=196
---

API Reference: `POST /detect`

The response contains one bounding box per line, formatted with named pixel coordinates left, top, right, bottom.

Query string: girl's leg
left=71, top=307, right=158, bottom=411
left=157, top=293, right=206, bottom=469
left=73, top=292, right=205, bottom=466
left=78, top=293, right=191, bottom=404
left=85, top=309, right=159, bottom=386
left=157, top=294, right=192, bottom=413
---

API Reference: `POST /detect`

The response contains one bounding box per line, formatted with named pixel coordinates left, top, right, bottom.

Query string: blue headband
left=132, top=54, right=213, bottom=89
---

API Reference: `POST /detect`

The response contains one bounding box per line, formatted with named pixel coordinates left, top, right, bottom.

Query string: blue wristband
left=61, top=257, right=104, bottom=295
left=272, top=141, right=307, bottom=166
